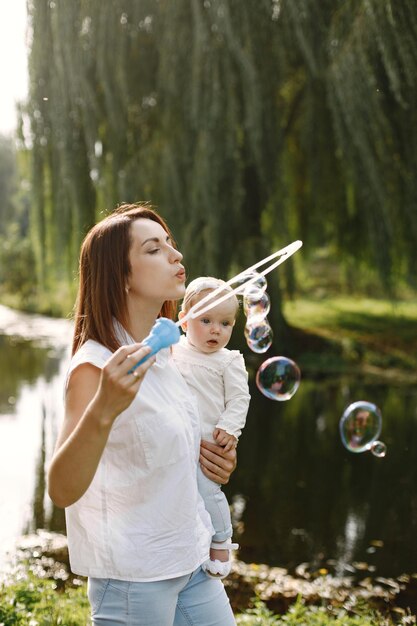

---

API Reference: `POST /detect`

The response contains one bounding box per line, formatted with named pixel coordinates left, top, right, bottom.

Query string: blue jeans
left=87, top=566, right=236, bottom=625
left=197, top=466, right=233, bottom=543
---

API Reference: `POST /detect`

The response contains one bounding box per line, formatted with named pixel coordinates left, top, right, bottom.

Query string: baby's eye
left=222, top=321, right=231, bottom=327
left=201, top=318, right=210, bottom=324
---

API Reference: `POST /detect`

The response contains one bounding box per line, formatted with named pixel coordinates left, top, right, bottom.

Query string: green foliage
left=236, top=597, right=282, bottom=624
left=0, top=576, right=397, bottom=626
left=17, top=0, right=417, bottom=316
left=0, top=572, right=90, bottom=625
left=0, top=223, right=37, bottom=306
left=0, top=135, right=18, bottom=233
left=236, top=596, right=393, bottom=625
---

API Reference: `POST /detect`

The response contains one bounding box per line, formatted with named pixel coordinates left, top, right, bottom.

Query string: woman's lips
left=176, top=268, right=186, bottom=281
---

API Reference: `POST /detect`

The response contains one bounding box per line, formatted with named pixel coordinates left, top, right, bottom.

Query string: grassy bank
left=0, top=569, right=409, bottom=625
left=283, top=296, right=417, bottom=379
left=2, top=532, right=415, bottom=625
left=1, top=291, right=416, bottom=379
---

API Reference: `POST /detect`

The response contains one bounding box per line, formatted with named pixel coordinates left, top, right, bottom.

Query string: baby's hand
left=213, top=428, right=237, bottom=452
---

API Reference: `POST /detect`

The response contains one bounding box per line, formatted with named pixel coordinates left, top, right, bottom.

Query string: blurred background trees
left=3, top=0, right=417, bottom=319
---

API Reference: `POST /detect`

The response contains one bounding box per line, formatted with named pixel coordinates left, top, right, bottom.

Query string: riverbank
left=1, top=531, right=415, bottom=625
left=282, top=296, right=417, bottom=382
left=2, top=295, right=416, bottom=378
left=2, top=297, right=416, bottom=387
left=0, top=303, right=72, bottom=347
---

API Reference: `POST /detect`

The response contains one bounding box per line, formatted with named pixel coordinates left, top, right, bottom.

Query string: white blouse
left=172, top=335, right=250, bottom=442
left=64, top=332, right=213, bottom=582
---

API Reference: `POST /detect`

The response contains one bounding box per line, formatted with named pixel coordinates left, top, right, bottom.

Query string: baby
left=172, top=277, right=251, bottom=578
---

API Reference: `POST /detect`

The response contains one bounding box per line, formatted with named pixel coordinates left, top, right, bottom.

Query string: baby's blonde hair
left=181, top=276, right=239, bottom=315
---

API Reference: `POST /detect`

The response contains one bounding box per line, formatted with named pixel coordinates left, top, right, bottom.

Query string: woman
left=47, top=204, right=237, bottom=625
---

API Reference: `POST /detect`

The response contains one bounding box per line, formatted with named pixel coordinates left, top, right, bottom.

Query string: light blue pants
left=87, top=566, right=236, bottom=625
left=197, top=466, right=233, bottom=543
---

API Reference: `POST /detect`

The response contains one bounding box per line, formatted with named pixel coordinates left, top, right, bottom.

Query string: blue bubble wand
left=128, top=239, right=303, bottom=372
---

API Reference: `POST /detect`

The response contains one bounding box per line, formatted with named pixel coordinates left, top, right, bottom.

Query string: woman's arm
left=199, top=439, right=237, bottom=484
left=48, top=344, right=154, bottom=508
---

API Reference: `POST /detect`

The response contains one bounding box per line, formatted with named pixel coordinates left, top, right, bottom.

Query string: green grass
left=236, top=596, right=401, bottom=625
left=285, top=297, right=417, bottom=332
left=0, top=571, right=90, bottom=625
left=284, top=296, right=417, bottom=376
left=0, top=571, right=411, bottom=626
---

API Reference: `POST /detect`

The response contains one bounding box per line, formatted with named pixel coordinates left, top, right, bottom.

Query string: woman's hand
left=95, top=343, right=156, bottom=424
left=199, top=439, right=237, bottom=485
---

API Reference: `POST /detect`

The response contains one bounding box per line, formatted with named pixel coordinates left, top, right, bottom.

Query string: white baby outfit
left=172, top=335, right=250, bottom=546
left=172, top=335, right=250, bottom=443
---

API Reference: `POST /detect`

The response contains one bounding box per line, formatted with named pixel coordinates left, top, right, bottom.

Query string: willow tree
left=23, top=0, right=417, bottom=316
left=0, top=136, right=17, bottom=233
left=326, top=0, right=417, bottom=289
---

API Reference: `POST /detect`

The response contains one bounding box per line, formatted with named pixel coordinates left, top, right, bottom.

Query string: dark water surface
left=1, top=305, right=416, bottom=580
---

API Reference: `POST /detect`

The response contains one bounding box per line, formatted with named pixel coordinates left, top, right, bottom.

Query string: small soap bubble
left=244, top=291, right=271, bottom=324
left=370, top=440, right=387, bottom=458
left=243, top=283, right=265, bottom=302
left=256, top=356, right=301, bottom=401
left=245, top=320, right=273, bottom=353
left=234, top=271, right=267, bottom=295
left=339, top=401, right=382, bottom=453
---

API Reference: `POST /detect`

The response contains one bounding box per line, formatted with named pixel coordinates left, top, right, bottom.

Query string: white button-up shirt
left=64, top=334, right=212, bottom=582
left=172, top=335, right=250, bottom=442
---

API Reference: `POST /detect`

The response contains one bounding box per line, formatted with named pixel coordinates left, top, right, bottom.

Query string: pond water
left=1, top=305, right=417, bottom=580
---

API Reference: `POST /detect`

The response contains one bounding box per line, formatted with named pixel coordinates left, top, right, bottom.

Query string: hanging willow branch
left=24, top=0, right=417, bottom=300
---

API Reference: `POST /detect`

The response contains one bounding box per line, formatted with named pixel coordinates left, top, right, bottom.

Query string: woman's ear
left=178, top=310, right=187, bottom=332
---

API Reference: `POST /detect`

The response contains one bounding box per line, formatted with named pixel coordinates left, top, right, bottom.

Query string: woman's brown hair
left=72, top=203, right=178, bottom=355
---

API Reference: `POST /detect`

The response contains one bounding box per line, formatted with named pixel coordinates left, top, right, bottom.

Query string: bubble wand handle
left=127, top=317, right=180, bottom=373
left=128, top=239, right=302, bottom=372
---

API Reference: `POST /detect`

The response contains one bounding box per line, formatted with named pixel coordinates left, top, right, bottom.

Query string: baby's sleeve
left=216, top=352, right=251, bottom=440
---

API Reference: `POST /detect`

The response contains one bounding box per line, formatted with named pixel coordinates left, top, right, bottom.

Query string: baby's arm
left=213, top=427, right=237, bottom=452
left=215, top=352, right=251, bottom=441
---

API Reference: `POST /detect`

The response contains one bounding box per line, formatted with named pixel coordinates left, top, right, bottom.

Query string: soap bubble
left=339, top=401, right=382, bottom=453
left=243, top=283, right=265, bottom=303
left=245, top=320, right=273, bottom=353
left=234, top=271, right=267, bottom=295
left=370, top=440, right=387, bottom=458
left=244, top=291, right=271, bottom=324
left=256, top=356, right=301, bottom=401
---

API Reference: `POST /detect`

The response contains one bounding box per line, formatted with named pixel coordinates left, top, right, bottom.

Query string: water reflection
left=0, top=336, right=54, bottom=412
left=227, top=371, right=417, bottom=578
left=0, top=311, right=71, bottom=565
left=1, top=307, right=417, bottom=580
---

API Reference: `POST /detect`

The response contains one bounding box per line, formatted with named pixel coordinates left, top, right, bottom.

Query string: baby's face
left=185, top=298, right=236, bottom=354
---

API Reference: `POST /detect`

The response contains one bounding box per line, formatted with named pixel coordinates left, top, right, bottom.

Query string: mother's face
left=126, top=218, right=186, bottom=305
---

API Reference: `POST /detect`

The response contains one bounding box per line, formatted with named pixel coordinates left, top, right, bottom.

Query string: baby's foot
left=202, top=540, right=239, bottom=579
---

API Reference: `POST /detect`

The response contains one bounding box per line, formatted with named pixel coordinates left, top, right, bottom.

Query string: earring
left=125, top=286, right=129, bottom=294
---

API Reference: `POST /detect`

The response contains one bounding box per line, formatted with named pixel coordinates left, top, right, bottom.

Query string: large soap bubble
left=256, top=356, right=301, bottom=401
left=339, top=401, right=382, bottom=453
left=245, top=320, right=273, bottom=353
